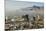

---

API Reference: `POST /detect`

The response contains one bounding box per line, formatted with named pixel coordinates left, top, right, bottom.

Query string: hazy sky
left=5, top=0, right=44, bottom=11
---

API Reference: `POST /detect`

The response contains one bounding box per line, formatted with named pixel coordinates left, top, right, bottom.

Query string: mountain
left=5, top=6, right=44, bottom=16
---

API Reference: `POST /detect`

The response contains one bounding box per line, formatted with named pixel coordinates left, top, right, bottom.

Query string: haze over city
left=5, top=0, right=44, bottom=16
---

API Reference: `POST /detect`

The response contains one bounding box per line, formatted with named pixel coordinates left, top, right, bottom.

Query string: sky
left=5, top=0, right=44, bottom=11
left=5, top=0, right=44, bottom=16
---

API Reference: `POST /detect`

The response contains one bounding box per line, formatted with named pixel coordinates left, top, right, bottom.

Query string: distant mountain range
left=5, top=5, right=44, bottom=16
left=21, top=5, right=44, bottom=11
